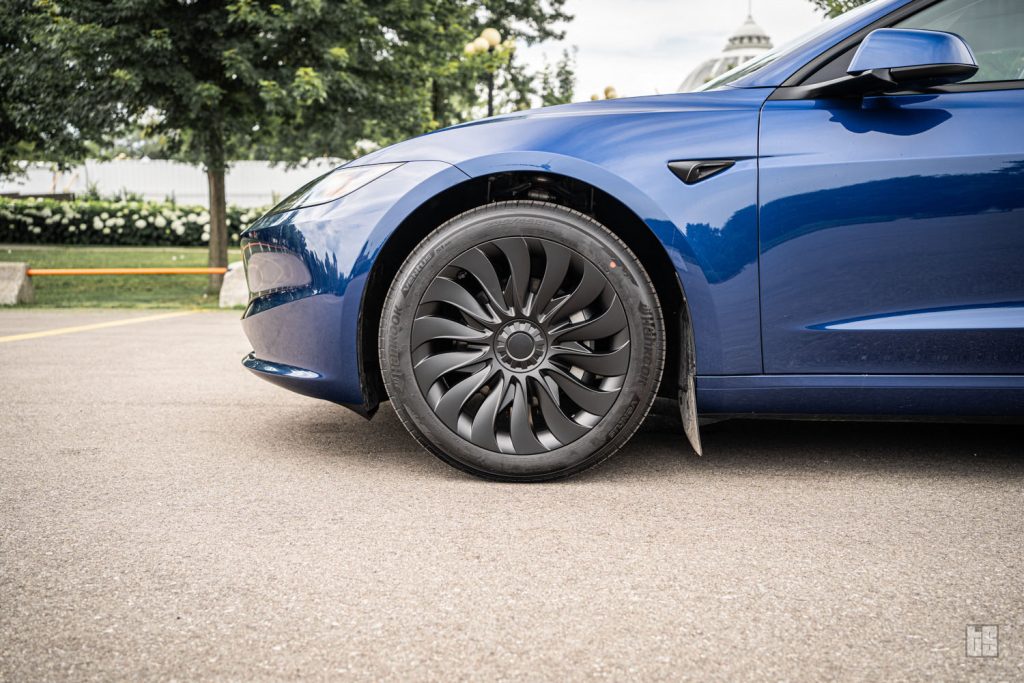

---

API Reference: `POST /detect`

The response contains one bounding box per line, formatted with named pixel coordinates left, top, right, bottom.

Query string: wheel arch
left=360, top=167, right=697, bottom=429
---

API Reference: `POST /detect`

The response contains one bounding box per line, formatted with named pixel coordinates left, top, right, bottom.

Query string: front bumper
left=238, top=161, right=469, bottom=414
left=241, top=292, right=357, bottom=406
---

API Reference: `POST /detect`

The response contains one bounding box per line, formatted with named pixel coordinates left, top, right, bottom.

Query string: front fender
left=353, top=89, right=768, bottom=374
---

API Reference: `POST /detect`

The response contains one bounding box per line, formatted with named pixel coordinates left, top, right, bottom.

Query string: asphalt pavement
left=1, top=309, right=1022, bottom=681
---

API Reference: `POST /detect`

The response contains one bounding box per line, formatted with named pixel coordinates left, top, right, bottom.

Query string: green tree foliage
left=539, top=48, right=576, bottom=107
left=482, top=0, right=570, bottom=44
left=0, top=1, right=128, bottom=178
left=809, top=0, right=871, bottom=18
left=3, top=1, right=571, bottom=291
left=428, top=0, right=571, bottom=127
left=47, top=0, right=449, bottom=291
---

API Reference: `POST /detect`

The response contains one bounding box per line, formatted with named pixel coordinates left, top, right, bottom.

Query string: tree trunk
left=205, top=136, right=228, bottom=296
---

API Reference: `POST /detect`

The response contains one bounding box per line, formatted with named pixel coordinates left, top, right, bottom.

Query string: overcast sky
left=517, top=0, right=826, bottom=100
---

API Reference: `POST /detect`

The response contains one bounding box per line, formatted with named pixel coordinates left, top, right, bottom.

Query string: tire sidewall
left=380, top=202, right=663, bottom=480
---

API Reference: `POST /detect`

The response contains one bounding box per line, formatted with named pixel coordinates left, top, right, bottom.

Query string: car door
left=758, top=0, right=1024, bottom=375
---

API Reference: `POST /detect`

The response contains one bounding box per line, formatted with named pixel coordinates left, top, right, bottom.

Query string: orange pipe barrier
left=26, top=267, right=229, bottom=276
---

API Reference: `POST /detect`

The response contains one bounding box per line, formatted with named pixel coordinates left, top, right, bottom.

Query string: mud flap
left=679, top=302, right=703, bottom=455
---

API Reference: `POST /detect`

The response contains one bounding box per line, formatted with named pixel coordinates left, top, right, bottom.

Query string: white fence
left=0, top=159, right=342, bottom=208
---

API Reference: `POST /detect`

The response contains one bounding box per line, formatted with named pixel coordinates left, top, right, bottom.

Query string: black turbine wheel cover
left=411, top=237, right=630, bottom=455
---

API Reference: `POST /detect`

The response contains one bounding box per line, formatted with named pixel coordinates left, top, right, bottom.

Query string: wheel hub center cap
left=495, top=321, right=546, bottom=371
left=506, top=332, right=536, bottom=360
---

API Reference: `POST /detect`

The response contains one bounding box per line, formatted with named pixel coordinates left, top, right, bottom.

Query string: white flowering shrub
left=0, top=198, right=270, bottom=246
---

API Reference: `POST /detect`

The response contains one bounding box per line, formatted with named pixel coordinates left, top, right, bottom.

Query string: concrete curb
left=219, top=261, right=248, bottom=308
left=0, top=262, right=34, bottom=305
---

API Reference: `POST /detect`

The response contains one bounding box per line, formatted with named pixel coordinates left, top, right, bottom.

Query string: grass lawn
left=0, top=245, right=242, bottom=308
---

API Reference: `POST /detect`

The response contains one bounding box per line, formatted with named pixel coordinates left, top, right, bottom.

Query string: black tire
left=379, top=201, right=664, bottom=481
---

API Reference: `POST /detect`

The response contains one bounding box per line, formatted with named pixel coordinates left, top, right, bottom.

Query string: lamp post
left=464, top=27, right=514, bottom=118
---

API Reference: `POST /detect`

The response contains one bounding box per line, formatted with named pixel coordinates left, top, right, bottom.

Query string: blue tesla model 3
left=240, top=0, right=1023, bottom=481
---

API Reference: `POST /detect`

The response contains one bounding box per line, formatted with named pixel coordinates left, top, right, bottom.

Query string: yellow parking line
left=0, top=310, right=196, bottom=343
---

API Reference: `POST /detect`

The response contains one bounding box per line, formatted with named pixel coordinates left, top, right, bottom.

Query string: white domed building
left=678, top=12, right=774, bottom=92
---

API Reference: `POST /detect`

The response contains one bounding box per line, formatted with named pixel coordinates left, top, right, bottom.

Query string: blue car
left=240, top=0, right=1024, bottom=481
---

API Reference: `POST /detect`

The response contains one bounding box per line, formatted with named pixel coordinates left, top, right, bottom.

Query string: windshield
left=698, top=0, right=886, bottom=90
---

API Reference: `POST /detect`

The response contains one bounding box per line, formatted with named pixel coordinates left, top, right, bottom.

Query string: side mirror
left=797, top=29, right=978, bottom=99
left=849, top=28, right=978, bottom=87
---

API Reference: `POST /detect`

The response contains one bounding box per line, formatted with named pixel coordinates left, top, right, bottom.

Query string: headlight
left=270, top=162, right=403, bottom=214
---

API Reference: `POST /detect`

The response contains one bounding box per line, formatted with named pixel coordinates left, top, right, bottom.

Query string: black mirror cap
left=886, top=62, right=979, bottom=89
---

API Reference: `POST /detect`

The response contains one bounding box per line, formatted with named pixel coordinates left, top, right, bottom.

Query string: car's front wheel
left=379, top=201, right=664, bottom=481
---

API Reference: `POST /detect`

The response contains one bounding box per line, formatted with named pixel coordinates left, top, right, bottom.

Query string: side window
left=803, top=0, right=1024, bottom=85
left=896, top=0, right=1024, bottom=82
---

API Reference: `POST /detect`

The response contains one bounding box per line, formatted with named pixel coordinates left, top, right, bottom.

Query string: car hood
left=347, top=87, right=769, bottom=169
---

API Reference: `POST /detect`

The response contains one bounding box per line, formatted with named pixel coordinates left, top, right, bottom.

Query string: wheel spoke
left=422, top=277, right=496, bottom=325
left=509, top=379, right=544, bottom=454
left=451, top=248, right=511, bottom=316
left=412, top=316, right=491, bottom=348
left=470, top=375, right=506, bottom=451
left=530, top=240, right=571, bottom=318
left=550, top=341, right=630, bottom=377
left=414, top=348, right=489, bottom=389
left=544, top=262, right=606, bottom=324
left=551, top=296, right=627, bottom=343
left=495, top=238, right=531, bottom=314
left=543, top=365, right=620, bottom=416
left=433, top=364, right=494, bottom=430
left=533, top=377, right=589, bottom=445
